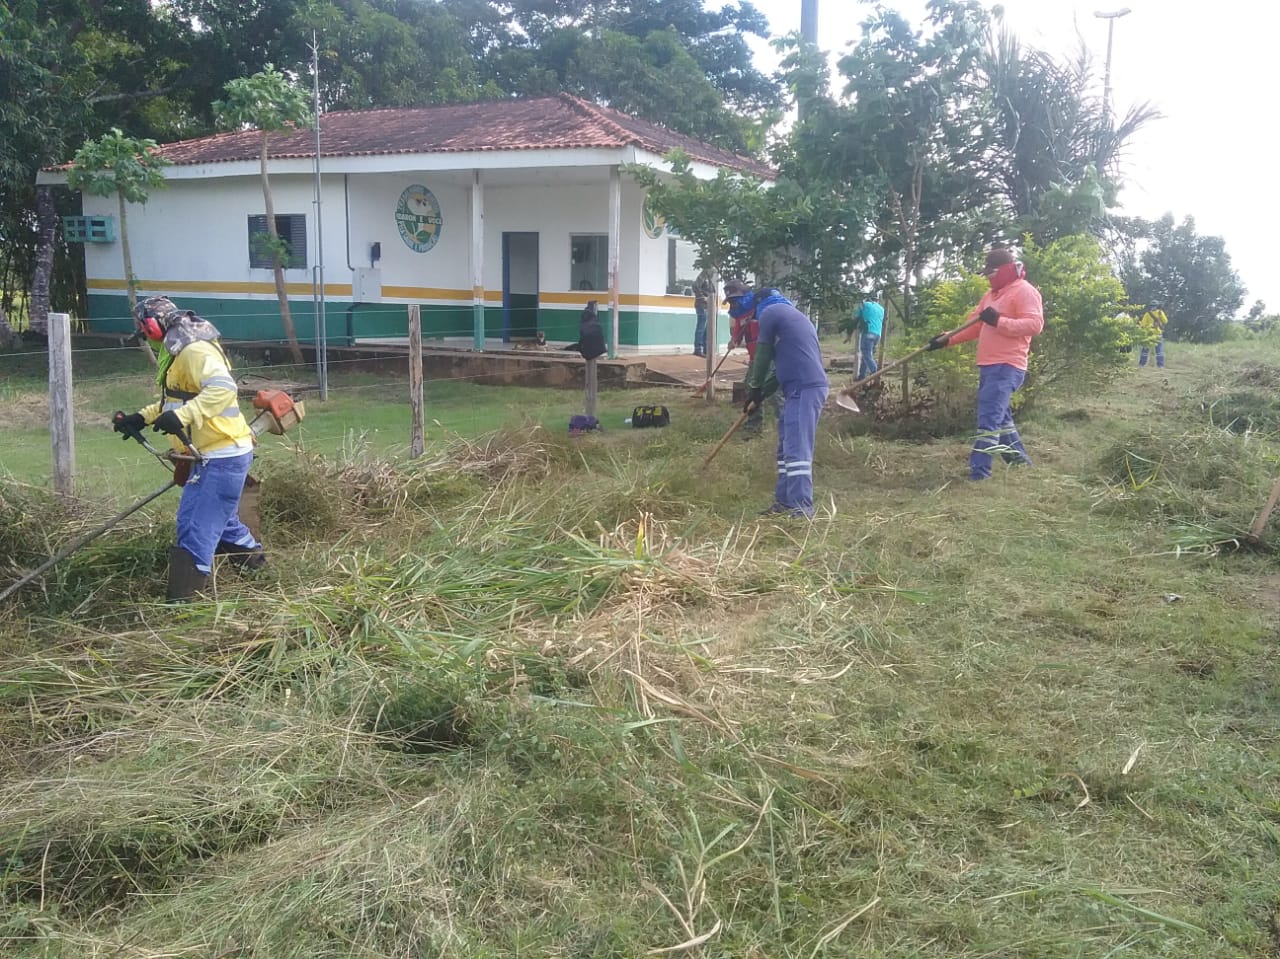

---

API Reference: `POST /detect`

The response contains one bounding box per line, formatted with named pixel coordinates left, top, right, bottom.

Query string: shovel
left=834, top=316, right=982, bottom=413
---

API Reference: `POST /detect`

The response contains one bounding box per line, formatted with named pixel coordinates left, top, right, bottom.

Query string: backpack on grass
left=630, top=405, right=670, bottom=428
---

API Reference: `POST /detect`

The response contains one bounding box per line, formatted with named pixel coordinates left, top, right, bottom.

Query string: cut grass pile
left=1, top=340, right=1278, bottom=957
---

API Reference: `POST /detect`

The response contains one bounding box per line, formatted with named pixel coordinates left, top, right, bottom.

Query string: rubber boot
left=166, top=546, right=208, bottom=602
left=215, top=542, right=267, bottom=571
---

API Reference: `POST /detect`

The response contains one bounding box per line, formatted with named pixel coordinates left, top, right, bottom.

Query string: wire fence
left=0, top=334, right=701, bottom=482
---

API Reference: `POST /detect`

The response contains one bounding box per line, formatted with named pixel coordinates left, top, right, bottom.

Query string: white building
left=40, top=94, right=772, bottom=355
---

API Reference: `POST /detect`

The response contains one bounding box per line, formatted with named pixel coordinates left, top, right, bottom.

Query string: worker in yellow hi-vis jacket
left=1138, top=308, right=1168, bottom=368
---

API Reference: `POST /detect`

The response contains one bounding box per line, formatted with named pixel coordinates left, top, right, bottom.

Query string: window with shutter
left=248, top=214, right=307, bottom=269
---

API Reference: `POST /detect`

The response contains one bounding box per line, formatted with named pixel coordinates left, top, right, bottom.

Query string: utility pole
left=310, top=32, right=329, bottom=401
left=801, top=0, right=818, bottom=46
left=1095, top=8, right=1132, bottom=116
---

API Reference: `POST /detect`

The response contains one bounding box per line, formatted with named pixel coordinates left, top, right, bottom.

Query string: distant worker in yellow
left=1138, top=308, right=1168, bottom=368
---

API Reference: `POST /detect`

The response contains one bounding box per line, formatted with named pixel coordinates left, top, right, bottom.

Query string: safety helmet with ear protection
left=132, top=296, right=182, bottom=341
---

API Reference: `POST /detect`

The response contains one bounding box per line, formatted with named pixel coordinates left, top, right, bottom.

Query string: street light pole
left=1094, top=7, right=1132, bottom=116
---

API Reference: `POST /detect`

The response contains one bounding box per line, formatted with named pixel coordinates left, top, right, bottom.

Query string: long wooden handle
left=837, top=315, right=983, bottom=398
left=1248, top=475, right=1280, bottom=540
left=692, top=347, right=737, bottom=397
left=702, top=410, right=750, bottom=470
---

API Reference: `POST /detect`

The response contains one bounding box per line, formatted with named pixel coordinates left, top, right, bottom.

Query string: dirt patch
left=1250, top=574, right=1280, bottom=619
left=0, top=391, right=105, bottom=431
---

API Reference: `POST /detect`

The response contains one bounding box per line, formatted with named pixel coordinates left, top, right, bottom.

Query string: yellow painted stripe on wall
left=88, top=279, right=697, bottom=309
left=88, top=278, right=354, bottom=296
left=541, top=292, right=694, bottom=309
left=380, top=286, right=475, bottom=301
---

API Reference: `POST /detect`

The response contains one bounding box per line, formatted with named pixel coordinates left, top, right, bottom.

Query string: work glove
left=925, top=334, right=949, bottom=351
left=152, top=410, right=186, bottom=436
left=112, top=411, right=146, bottom=440
left=743, top=386, right=764, bottom=414
left=979, top=306, right=1000, bottom=326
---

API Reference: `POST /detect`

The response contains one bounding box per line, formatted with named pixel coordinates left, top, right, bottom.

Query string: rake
left=691, top=346, right=739, bottom=398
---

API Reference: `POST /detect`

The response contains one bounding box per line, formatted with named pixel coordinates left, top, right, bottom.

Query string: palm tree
left=983, top=27, right=1161, bottom=240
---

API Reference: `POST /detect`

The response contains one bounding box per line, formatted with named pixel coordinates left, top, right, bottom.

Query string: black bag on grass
left=630, top=405, right=670, bottom=428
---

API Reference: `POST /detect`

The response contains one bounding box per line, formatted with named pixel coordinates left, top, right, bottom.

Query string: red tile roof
left=150, top=94, right=774, bottom=179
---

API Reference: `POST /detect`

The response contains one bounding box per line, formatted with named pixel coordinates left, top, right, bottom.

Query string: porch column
left=471, top=169, right=485, bottom=350
left=608, top=165, right=621, bottom=359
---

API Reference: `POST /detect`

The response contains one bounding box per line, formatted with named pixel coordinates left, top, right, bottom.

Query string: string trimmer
left=833, top=316, right=982, bottom=413
left=0, top=391, right=305, bottom=602
left=0, top=421, right=191, bottom=603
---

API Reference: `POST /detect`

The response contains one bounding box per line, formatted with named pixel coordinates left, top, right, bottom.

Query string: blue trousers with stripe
left=970, top=363, right=1031, bottom=480
left=175, top=451, right=261, bottom=573
left=773, top=384, right=829, bottom=517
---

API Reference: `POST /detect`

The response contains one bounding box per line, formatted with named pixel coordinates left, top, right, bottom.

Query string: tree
left=981, top=27, right=1160, bottom=242
left=1118, top=214, right=1246, bottom=342
left=909, top=235, right=1136, bottom=427
left=823, top=0, right=998, bottom=329
left=442, top=0, right=782, bottom=150
left=1019, top=233, right=1136, bottom=406
left=215, top=66, right=314, bottom=366
left=627, top=151, right=779, bottom=282
left=66, top=128, right=171, bottom=364
left=66, top=128, right=172, bottom=311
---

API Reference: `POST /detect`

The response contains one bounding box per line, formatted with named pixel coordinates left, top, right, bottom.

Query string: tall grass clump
left=1095, top=424, right=1279, bottom=551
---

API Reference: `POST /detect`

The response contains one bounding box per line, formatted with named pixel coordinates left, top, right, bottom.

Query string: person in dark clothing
left=692, top=268, right=715, bottom=356
left=567, top=300, right=607, bottom=359
left=727, top=279, right=830, bottom=518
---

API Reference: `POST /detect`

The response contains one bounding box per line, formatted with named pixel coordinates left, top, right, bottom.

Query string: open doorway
left=502, top=232, right=539, bottom=342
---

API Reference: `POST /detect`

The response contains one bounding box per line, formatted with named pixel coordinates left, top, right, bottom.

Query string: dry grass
left=2, top=342, right=1280, bottom=957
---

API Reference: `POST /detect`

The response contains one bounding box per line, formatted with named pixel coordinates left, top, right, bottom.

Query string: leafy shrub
left=1020, top=234, right=1140, bottom=410
left=873, top=236, right=1138, bottom=434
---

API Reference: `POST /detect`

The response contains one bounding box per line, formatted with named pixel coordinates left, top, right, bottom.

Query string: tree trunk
left=30, top=185, right=55, bottom=335
left=261, top=135, right=304, bottom=365
left=119, top=188, right=158, bottom=368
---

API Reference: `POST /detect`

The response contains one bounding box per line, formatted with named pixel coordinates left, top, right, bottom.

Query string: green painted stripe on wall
left=85, top=293, right=726, bottom=348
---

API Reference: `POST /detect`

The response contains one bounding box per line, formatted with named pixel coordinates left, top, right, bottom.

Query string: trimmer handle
left=175, top=427, right=202, bottom=460
left=112, top=410, right=149, bottom=447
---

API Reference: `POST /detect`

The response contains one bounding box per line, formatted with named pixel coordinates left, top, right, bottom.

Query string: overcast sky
left=740, top=0, right=1275, bottom=314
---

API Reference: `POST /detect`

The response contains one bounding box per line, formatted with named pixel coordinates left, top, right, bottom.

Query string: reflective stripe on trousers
left=175, top=450, right=260, bottom=573
left=970, top=363, right=1031, bottom=480
left=773, top=384, right=828, bottom=517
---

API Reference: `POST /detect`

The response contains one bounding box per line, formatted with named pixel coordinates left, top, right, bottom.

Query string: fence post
left=408, top=304, right=424, bottom=458
left=48, top=311, right=75, bottom=495
left=584, top=357, right=598, bottom=419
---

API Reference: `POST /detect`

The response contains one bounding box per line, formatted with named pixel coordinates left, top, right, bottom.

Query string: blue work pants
left=175, top=451, right=260, bottom=573
left=1138, top=337, right=1164, bottom=368
left=970, top=364, right=1031, bottom=480
left=772, top=384, right=828, bottom=517
left=858, top=333, right=880, bottom=379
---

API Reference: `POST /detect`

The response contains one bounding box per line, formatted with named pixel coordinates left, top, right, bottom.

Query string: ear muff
left=139, top=316, right=164, bottom=341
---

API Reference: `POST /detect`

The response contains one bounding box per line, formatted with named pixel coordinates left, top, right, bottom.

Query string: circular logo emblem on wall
left=396, top=184, right=443, bottom=253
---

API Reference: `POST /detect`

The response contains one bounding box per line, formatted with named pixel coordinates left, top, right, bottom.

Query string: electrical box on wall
left=353, top=268, right=382, bottom=300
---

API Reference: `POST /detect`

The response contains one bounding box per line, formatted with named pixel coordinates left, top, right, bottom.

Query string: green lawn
left=1, top=336, right=1278, bottom=958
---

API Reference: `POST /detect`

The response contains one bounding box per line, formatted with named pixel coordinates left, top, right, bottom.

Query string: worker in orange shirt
left=926, top=247, right=1044, bottom=480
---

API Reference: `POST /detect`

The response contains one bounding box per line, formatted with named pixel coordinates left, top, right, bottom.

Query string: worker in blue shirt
left=725, top=279, right=830, bottom=518
left=843, top=299, right=884, bottom=380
